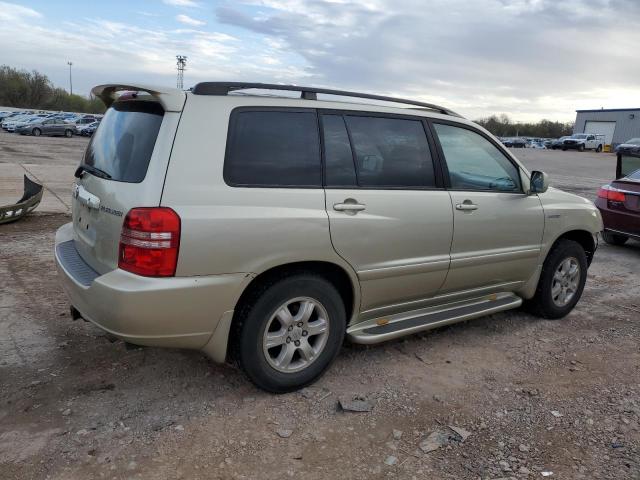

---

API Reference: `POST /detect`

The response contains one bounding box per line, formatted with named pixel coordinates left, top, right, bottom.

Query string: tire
left=578, top=144, right=585, bottom=152
left=602, top=231, right=628, bottom=246
left=525, top=239, right=588, bottom=319
left=65, top=129, right=73, bottom=138
left=562, top=147, right=567, bottom=151
left=32, top=128, right=41, bottom=137
left=234, top=274, right=346, bottom=393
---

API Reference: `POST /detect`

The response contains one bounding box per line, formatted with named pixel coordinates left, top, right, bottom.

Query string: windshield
left=626, top=169, right=640, bottom=180
left=82, top=100, right=164, bottom=183
left=571, top=134, right=588, bottom=139
left=625, top=138, right=640, bottom=144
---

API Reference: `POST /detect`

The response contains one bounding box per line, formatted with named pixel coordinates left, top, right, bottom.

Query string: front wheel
left=234, top=274, right=346, bottom=393
left=32, top=128, right=41, bottom=136
left=602, top=231, right=628, bottom=246
left=525, top=239, right=588, bottom=319
left=578, top=144, right=585, bottom=152
left=64, top=129, right=73, bottom=138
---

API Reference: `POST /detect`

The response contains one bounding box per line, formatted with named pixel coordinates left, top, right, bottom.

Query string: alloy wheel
left=262, top=297, right=330, bottom=373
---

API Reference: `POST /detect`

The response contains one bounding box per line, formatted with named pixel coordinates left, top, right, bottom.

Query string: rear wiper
left=74, top=164, right=112, bottom=179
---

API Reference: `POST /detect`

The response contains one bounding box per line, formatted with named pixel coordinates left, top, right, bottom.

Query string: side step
left=346, top=293, right=522, bottom=345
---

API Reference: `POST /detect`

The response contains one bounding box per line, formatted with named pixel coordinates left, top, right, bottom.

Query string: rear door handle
left=455, top=202, right=478, bottom=211
left=333, top=202, right=366, bottom=212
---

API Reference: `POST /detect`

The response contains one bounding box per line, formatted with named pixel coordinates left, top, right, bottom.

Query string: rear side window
left=225, top=110, right=321, bottom=187
left=83, top=101, right=163, bottom=183
left=343, top=116, right=436, bottom=188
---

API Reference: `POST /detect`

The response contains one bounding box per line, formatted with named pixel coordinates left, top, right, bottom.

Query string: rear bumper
left=54, top=222, right=250, bottom=359
left=595, top=199, right=640, bottom=237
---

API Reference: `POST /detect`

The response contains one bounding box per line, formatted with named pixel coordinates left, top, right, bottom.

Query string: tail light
left=597, top=185, right=626, bottom=203
left=118, top=207, right=180, bottom=277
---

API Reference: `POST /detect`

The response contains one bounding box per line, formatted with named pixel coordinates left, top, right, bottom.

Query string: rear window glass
left=344, top=115, right=436, bottom=188
left=83, top=101, right=164, bottom=183
left=224, top=110, right=321, bottom=187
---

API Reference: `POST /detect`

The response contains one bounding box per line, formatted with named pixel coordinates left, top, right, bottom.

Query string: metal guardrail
left=0, top=175, right=44, bottom=224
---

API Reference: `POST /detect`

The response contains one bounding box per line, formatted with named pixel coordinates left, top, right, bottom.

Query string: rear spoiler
left=91, top=83, right=186, bottom=112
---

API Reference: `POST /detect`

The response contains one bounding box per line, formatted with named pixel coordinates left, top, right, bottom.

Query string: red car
left=596, top=153, right=640, bottom=245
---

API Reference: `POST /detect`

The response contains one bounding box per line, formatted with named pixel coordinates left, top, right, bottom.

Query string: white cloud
left=176, top=14, right=206, bottom=26
left=0, top=1, right=42, bottom=21
left=215, top=0, right=640, bottom=121
left=163, top=0, right=200, bottom=7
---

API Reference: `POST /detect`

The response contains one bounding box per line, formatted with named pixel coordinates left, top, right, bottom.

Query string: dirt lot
left=1, top=132, right=640, bottom=479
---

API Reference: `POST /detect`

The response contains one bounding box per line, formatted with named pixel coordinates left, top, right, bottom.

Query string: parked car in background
left=615, top=138, right=640, bottom=155
left=2, top=114, right=35, bottom=131
left=78, top=121, right=100, bottom=136
left=502, top=137, right=526, bottom=148
left=11, top=114, right=49, bottom=131
left=0, top=111, right=29, bottom=125
left=550, top=136, right=570, bottom=149
left=528, top=140, right=546, bottom=149
left=562, top=134, right=604, bottom=152
left=596, top=153, right=640, bottom=245
left=55, top=81, right=602, bottom=392
left=16, top=118, right=76, bottom=137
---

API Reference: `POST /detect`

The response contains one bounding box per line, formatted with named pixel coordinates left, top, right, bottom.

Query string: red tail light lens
left=597, top=185, right=626, bottom=203
left=118, top=207, right=180, bottom=277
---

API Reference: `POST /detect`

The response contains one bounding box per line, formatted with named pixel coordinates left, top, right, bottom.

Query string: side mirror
left=530, top=170, right=549, bottom=194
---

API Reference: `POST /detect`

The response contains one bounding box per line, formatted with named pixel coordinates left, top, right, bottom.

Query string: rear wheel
left=65, top=129, right=73, bottom=138
left=525, top=239, right=588, bottom=319
left=602, top=231, right=628, bottom=246
left=234, top=274, right=346, bottom=393
left=32, top=128, right=41, bottom=137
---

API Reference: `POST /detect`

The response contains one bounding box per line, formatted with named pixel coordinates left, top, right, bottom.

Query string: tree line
left=0, top=65, right=105, bottom=114
left=474, top=114, right=574, bottom=139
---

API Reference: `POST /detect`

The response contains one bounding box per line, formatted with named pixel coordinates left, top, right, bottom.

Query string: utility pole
left=176, top=55, right=187, bottom=90
left=67, top=61, right=73, bottom=95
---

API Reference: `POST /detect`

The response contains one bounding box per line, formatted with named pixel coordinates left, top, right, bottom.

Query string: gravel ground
left=1, top=135, right=639, bottom=480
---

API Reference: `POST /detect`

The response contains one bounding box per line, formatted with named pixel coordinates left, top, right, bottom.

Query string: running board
left=347, top=293, right=522, bottom=345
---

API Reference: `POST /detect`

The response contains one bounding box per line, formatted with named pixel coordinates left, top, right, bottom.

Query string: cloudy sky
left=2, top=0, right=639, bottom=121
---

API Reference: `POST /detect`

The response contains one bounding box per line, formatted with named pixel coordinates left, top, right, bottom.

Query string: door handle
left=333, top=202, right=366, bottom=212
left=455, top=202, right=478, bottom=211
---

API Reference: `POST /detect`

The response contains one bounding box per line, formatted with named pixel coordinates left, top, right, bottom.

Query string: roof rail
left=191, top=82, right=462, bottom=117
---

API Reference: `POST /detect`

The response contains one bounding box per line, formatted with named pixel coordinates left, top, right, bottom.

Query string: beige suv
left=55, top=82, right=603, bottom=392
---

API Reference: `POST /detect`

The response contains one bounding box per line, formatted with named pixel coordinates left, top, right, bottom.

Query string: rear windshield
left=83, top=101, right=164, bottom=183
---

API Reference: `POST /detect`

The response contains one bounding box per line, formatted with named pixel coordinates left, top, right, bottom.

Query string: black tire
left=65, top=129, right=73, bottom=138
left=234, top=274, right=346, bottom=393
left=562, top=147, right=567, bottom=151
left=32, top=128, right=41, bottom=137
left=595, top=145, right=602, bottom=153
left=602, top=231, right=628, bottom=246
left=578, top=144, right=585, bottom=152
left=525, top=239, right=588, bottom=319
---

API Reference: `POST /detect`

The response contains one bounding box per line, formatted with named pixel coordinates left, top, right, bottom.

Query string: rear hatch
left=72, top=85, right=185, bottom=274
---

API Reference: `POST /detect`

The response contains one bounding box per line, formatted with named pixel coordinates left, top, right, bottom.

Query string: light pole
left=67, top=61, right=73, bottom=96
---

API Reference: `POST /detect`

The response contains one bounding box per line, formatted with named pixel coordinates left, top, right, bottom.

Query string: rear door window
left=83, top=101, right=164, bottom=183
left=321, top=114, right=357, bottom=187
left=341, top=115, right=436, bottom=188
left=224, top=110, right=321, bottom=187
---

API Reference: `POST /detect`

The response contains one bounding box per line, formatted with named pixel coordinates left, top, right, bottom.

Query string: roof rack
left=191, top=82, right=462, bottom=117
